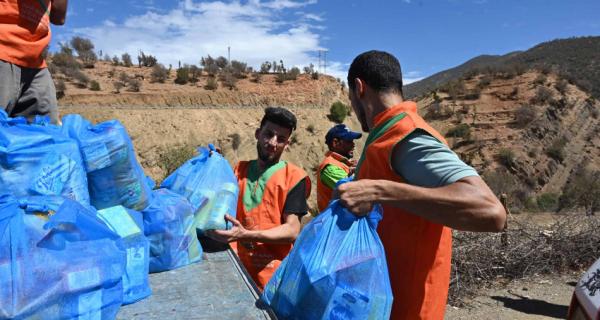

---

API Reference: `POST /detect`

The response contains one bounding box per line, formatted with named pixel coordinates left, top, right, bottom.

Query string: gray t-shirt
left=393, top=130, right=479, bottom=188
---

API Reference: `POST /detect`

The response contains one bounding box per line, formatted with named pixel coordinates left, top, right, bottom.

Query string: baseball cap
left=325, top=124, right=362, bottom=144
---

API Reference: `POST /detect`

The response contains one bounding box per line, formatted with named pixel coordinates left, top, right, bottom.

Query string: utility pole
left=228, top=46, right=231, bottom=65
left=317, top=49, right=327, bottom=74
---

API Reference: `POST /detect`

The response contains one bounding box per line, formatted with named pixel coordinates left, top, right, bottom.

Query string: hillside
left=405, top=36, right=600, bottom=100
left=415, top=70, right=600, bottom=210
left=51, top=60, right=348, bottom=108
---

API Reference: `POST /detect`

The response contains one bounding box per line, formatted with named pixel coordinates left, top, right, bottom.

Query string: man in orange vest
left=208, top=107, right=311, bottom=290
left=337, top=50, right=507, bottom=319
left=316, top=124, right=362, bottom=212
left=0, top=0, right=67, bottom=124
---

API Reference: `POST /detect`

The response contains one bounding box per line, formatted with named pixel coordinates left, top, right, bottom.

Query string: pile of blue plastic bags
left=0, top=110, right=238, bottom=319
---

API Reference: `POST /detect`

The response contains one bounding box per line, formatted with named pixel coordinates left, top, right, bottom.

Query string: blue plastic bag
left=142, top=188, right=203, bottom=272
left=161, top=144, right=238, bottom=232
left=61, top=114, right=152, bottom=211
left=0, top=110, right=90, bottom=205
left=262, top=200, right=393, bottom=320
left=97, top=205, right=151, bottom=304
left=0, top=194, right=126, bottom=320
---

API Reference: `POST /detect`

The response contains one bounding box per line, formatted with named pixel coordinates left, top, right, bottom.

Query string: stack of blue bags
left=0, top=110, right=214, bottom=318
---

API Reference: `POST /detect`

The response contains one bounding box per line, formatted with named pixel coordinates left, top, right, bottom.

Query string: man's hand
left=336, top=179, right=379, bottom=216
left=50, top=0, right=68, bottom=25
left=206, top=214, right=248, bottom=243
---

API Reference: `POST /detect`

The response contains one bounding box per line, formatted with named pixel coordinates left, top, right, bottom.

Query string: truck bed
left=117, top=238, right=276, bottom=319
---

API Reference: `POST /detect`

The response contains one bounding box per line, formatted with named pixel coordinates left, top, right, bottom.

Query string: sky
left=51, top=0, right=600, bottom=84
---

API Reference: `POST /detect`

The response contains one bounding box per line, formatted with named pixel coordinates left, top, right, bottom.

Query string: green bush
left=158, top=144, right=196, bottom=178
left=175, top=66, right=190, bottom=85
left=537, top=193, right=559, bottom=212
left=514, top=105, right=536, bottom=128
left=151, top=64, right=168, bottom=83
left=531, top=86, right=553, bottom=105
left=446, top=124, right=471, bottom=140
left=205, top=77, right=218, bottom=90
left=498, top=148, right=516, bottom=167
left=546, top=138, right=566, bottom=162
left=89, top=80, right=101, bottom=91
left=287, top=67, right=301, bottom=80
left=328, top=101, right=349, bottom=123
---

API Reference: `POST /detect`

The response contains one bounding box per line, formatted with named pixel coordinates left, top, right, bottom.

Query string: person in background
left=208, top=107, right=311, bottom=290
left=0, top=0, right=68, bottom=124
left=338, top=50, right=507, bottom=320
left=316, top=124, right=362, bottom=212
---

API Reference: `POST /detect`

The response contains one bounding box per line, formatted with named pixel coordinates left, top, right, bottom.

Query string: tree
left=70, top=36, right=96, bottom=68
left=112, top=56, right=120, bottom=66
left=222, top=70, right=237, bottom=90
left=215, top=56, right=228, bottom=69
left=189, top=65, right=201, bottom=83
left=260, top=61, right=272, bottom=73
left=175, top=65, right=190, bottom=84
left=328, top=101, right=349, bottom=123
left=303, top=63, right=314, bottom=74
left=137, top=51, right=157, bottom=67
left=151, top=64, right=169, bottom=83
left=287, top=67, right=300, bottom=80
left=121, top=53, right=133, bottom=67
left=231, top=60, right=247, bottom=78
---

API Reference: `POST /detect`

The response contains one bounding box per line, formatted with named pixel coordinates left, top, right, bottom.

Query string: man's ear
left=354, top=78, right=365, bottom=98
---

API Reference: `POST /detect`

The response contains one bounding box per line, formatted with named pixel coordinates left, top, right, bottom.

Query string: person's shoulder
left=283, top=161, right=308, bottom=177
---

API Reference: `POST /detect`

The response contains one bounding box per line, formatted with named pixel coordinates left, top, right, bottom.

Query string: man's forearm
left=370, top=177, right=506, bottom=232
left=50, top=0, right=68, bottom=25
left=242, top=223, right=299, bottom=244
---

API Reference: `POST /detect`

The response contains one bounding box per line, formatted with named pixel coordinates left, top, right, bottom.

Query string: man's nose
left=267, top=135, right=278, bottom=146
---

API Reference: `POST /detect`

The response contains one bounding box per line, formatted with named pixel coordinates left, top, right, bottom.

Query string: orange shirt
left=0, top=0, right=52, bottom=68
left=355, top=102, right=453, bottom=320
left=233, top=160, right=310, bottom=290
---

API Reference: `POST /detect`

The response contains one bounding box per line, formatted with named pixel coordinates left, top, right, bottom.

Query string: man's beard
left=355, top=104, right=370, bottom=132
left=257, top=142, right=279, bottom=166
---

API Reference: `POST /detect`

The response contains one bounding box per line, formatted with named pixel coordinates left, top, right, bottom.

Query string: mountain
left=405, top=36, right=600, bottom=100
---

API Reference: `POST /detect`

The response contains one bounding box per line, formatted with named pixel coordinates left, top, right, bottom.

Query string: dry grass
left=450, top=214, right=600, bottom=305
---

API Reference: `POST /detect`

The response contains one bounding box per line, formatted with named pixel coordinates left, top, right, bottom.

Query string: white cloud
left=65, top=0, right=339, bottom=74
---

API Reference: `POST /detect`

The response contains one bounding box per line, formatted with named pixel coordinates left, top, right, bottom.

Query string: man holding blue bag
left=338, top=51, right=507, bottom=319
left=208, top=107, right=311, bottom=290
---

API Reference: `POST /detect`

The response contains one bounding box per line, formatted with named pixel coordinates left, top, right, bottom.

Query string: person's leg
left=0, top=60, right=21, bottom=116
left=13, top=67, right=59, bottom=124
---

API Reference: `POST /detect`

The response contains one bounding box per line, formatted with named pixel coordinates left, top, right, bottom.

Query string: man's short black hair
left=347, top=50, right=403, bottom=96
left=260, top=107, right=297, bottom=131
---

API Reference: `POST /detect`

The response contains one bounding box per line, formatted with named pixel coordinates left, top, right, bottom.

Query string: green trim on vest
left=36, top=0, right=51, bottom=16
left=243, top=160, right=287, bottom=212
left=355, top=112, right=407, bottom=176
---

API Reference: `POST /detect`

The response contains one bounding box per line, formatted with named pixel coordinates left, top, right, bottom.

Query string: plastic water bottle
left=207, top=182, right=238, bottom=230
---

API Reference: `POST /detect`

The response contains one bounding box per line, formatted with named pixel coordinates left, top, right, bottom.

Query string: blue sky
left=51, top=0, right=600, bottom=83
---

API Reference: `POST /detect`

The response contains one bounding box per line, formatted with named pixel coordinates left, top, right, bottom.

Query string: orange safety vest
left=0, top=0, right=52, bottom=68
left=355, top=102, right=453, bottom=320
left=316, top=151, right=351, bottom=212
left=234, top=160, right=311, bottom=290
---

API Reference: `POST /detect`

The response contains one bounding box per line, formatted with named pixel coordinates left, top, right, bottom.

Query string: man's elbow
left=483, top=201, right=506, bottom=232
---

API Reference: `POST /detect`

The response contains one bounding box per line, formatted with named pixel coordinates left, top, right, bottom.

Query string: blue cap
left=325, top=124, right=362, bottom=144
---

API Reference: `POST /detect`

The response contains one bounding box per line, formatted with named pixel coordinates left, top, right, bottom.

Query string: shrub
left=112, top=56, right=120, bottom=66
left=121, top=53, right=133, bottom=67
left=559, top=168, right=600, bottom=215
left=158, top=144, right=196, bottom=178
left=113, top=81, right=125, bottom=93
left=174, top=66, right=190, bottom=85
left=151, top=64, right=168, bottom=83
left=127, top=79, right=141, bottom=92
left=546, top=138, right=566, bottom=162
left=230, top=133, right=241, bottom=151
left=55, top=79, right=66, bottom=99
left=189, top=65, right=201, bottom=83
left=477, top=75, right=492, bottom=88
left=215, top=56, right=228, bottom=69
left=514, top=104, right=536, bottom=127
left=137, top=51, right=157, bottom=67
left=306, top=124, right=315, bottom=134
left=72, top=70, right=89, bottom=88
left=328, top=101, right=349, bottom=123
left=445, top=124, right=471, bottom=140
left=287, top=67, right=301, bottom=80
left=498, top=148, right=516, bottom=168
left=260, top=61, right=272, bottom=73
left=222, top=71, right=237, bottom=90
left=89, top=80, right=101, bottom=91
left=205, top=77, right=218, bottom=90
left=555, top=79, right=568, bottom=95
left=304, top=64, right=315, bottom=74
left=70, top=36, right=94, bottom=53
left=537, top=193, right=559, bottom=212
left=533, top=74, right=547, bottom=85
left=311, top=71, right=319, bottom=80
left=231, top=60, right=248, bottom=78
left=78, top=51, right=97, bottom=68
left=531, top=86, right=553, bottom=105
left=275, top=72, right=286, bottom=84
left=251, top=72, right=262, bottom=83
left=483, top=169, right=517, bottom=197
